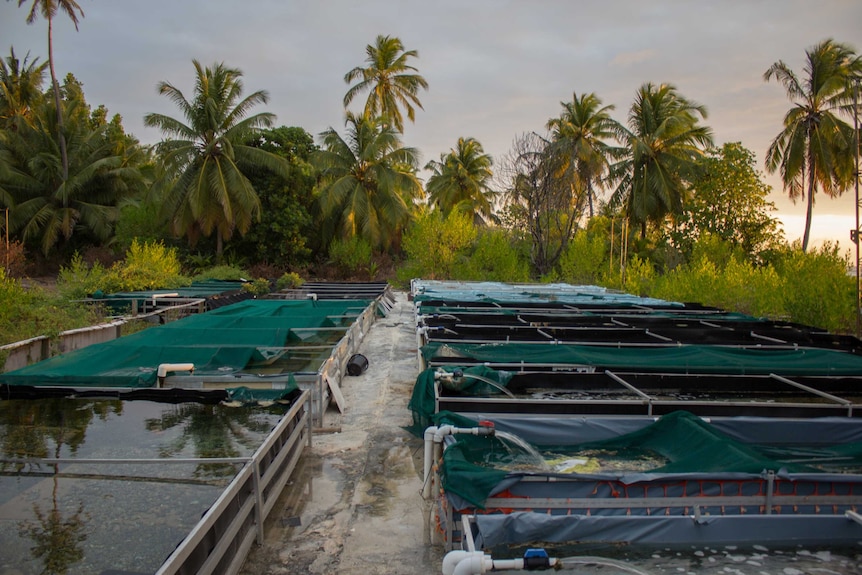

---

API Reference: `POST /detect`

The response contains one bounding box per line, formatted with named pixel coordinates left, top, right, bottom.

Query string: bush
left=328, top=236, right=373, bottom=277
left=557, top=229, right=609, bottom=285
left=774, top=243, right=855, bottom=332
left=455, top=229, right=530, bottom=282
left=0, top=239, right=27, bottom=278
left=276, top=272, right=304, bottom=290
left=401, top=211, right=476, bottom=280
left=1, top=269, right=103, bottom=347
left=57, top=240, right=191, bottom=299
left=241, top=278, right=272, bottom=296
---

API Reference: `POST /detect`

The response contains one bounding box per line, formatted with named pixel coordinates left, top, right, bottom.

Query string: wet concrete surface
left=239, top=291, right=444, bottom=574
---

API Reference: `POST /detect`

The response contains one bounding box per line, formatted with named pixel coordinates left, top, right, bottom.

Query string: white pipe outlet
left=422, top=424, right=495, bottom=499
left=156, top=363, right=195, bottom=387
left=442, top=550, right=558, bottom=574
left=442, top=551, right=491, bottom=575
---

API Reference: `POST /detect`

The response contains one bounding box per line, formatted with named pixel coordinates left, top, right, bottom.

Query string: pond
left=0, top=397, right=289, bottom=575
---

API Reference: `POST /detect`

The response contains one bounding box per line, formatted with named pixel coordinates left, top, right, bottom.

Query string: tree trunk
left=216, top=230, right=224, bottom=263
left=802, top=154, right=815, bottom=253
left=47, top=16, right=69, bottom=185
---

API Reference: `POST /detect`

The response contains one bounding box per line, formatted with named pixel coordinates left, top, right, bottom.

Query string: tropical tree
left=1, top=94, right=143, bottom=256
left=499, top=131, right=580, bottom=276
left=313, top=111, right=423, bottom=251
left=610, top=82, right=714, bottom=237
left=343, top=34, right=428, bottom=133
left=546, top=91, right=623, bottom=218
left=672, top=142, right=784, bottom=263
left=424, top=137, right=496, bottom=224
left=763, top=38, right=861, bottom=252
left=14, top=0, right=85, bottom=181
left=0, top=47, right=47, bottom=130
left=228, top=126, right=318, bottom=268
left=143, top=60, right=289, bottom=260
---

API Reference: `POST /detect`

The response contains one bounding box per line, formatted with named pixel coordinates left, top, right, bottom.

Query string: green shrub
left=113, top=239, right=189, bottom=292
left=57, top=253, right=111, bottom=300
left=57, top=240, right=191, bottom=298
left=276, top=272, right=304, bottom=290
left=242, top=278, right=272, bottom=296
left=455, top=229, right=530, bottom=282
left=328, top=236, right=373, bottom=277
left=557, top=229, right=609, bottom=285
left=1, top=269, right=103, bottom=347
left=401, top=211, right=477, bottom=280
left=775, top=243, right=855, bottom=332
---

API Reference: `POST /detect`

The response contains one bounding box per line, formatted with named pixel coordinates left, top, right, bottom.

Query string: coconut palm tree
left=2, top=99, right=142, bottom=255
left=424, top=137, right=496, bottom=224
left=610, top=82, right=714, bottom=237
left=313, top=112, right=422, bottom=250
left=343, top=34, right=428, bottom=133
left=15, top=0, right=85, bottom=181
left=547, top=91, right=623, bottom=218
left=763, top=38, right=861, bottom=252
left=144, top=60, right=289, bottom=260
left=0, top=47, right=47, bottom=130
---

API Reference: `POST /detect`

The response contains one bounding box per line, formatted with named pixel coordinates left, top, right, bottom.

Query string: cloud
left=611, top=49, right=658, bottom=68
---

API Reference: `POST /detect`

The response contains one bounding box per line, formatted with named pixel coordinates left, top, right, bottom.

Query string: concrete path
left=240, top=291, right=444, bottom=574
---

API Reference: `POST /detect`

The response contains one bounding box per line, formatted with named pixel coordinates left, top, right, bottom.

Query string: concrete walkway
left=240, top=291, right=444, bottom=574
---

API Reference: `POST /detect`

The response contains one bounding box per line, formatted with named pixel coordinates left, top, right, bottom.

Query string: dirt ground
left=239, top=291, right=445, bottom=575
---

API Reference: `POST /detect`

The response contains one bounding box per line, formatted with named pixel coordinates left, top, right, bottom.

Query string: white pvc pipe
left=442, top=550, right=559, bottom=574
left=422, top=424, right=495, bottom=499
left=157, top=363, right=195, bottom=378
left=156, top=363, right=195, bottom=387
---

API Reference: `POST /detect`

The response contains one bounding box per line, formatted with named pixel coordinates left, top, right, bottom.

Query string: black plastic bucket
left=346, top=353, right=369, bottom=376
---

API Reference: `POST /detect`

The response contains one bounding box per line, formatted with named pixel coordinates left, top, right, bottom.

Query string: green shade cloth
left=432, top=410, right=862, bottom=508
left=407, top=366, right=513, bottom=436
left=421, top=342, right=862, bottom=375
left=1, top=299, right=373, bottom=388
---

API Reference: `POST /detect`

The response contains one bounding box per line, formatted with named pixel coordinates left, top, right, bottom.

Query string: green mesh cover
left=432, top=410, right=862, bottom=508
left=407, top=366, right=514, bottom=436
left=0, top=299, right=373, bottom=388
left=224, top=380, right=299, bottom=406
left=421, top=342, right=862, bottom=375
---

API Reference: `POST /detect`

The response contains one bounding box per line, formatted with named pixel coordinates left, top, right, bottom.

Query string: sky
left=2, top=0, right=861, bottom=253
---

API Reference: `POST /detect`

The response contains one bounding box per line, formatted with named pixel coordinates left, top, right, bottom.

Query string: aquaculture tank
left=0, top=385, right=310, bottom=575
left=424, top=410, right=862, bottom=552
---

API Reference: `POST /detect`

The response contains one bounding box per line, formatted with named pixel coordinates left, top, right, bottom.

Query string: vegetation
left=343, top=34, right=428, bottom=134
left=763, top=39, right=861, bottom=252
left=0, top=268, right=102, bottom=346
left=313, top=112, right=422, bottom=251
left=143, top=60, right=290, bottom=261
left=1, top=30, right=861, bottom=348
left=424, top=137, right=496, bottom=225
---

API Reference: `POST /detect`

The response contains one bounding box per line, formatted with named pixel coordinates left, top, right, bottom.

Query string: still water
left=0, top=397, right=288, bottom=575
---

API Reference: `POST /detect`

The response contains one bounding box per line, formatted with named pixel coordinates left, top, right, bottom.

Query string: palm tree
left=144, top=60, right=289, bottom=260
left=313, top=111, right=422, bottom=250
left=15, top=0, right=85, bottom=181
left=343, top=34, right=428, bottom=133
left=610, top=82, right=714, bottom=237
left=547, top=91, right=623, bottom=218
left=2, top=98, right=142, bottom=255
left=424, top=137, right=496, bottom=224
left=763, top=38, right=861, bottom=252
left=0, top=47, right=47, bottom=130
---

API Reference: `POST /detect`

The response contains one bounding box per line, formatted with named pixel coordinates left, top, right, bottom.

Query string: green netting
left=421, top=342, right=862, bottom=375
left=432, top=410, right=862, bottom=508
left=418, top=306, right=758, bottom=322
left=0, top=299, right=373, bottom=388
left=406, top=366, right=513, bottom=436
left=223, top=380, right=299, bottom=406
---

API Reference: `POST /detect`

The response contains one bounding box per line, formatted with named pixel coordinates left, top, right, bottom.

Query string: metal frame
left=155, top=389, right=311, bottom=575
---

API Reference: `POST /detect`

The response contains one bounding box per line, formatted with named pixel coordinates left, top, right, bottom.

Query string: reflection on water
left=0, top=397, right=289, bottom=574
